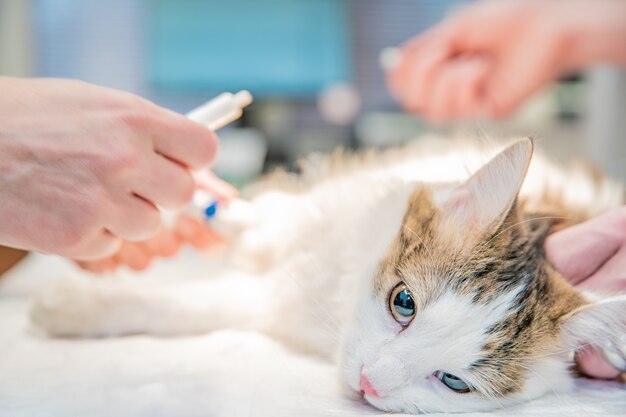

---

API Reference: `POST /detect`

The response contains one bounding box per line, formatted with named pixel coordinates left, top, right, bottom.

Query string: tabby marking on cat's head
left=340, top=138, right=626, bottom=413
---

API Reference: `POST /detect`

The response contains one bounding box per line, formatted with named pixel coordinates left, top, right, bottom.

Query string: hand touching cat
left=387, top=0, right=626, bottom=122
left=75, top=214, right=223, bottom=273
left=545, top=207, right=626, bottom=379
left=0, top=77, right=220, bottom=260
left=75, top=173, right=236, bottom=272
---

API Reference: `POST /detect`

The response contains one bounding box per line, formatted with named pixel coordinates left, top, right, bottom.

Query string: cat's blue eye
left=389, top=283, right=415, bottom=324
left=434, top=371, right=471, bottom=393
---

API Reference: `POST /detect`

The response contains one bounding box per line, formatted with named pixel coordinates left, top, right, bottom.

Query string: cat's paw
left=30, top=276, right=110, bottom=337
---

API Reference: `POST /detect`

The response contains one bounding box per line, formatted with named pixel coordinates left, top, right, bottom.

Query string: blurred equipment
left=316, top=83, right=361, bottom=126
left=0, top=0, right=35, bottom=76
left=10, top=0, right=624, bottom=182
left=149, top=0, right=349, bottom=97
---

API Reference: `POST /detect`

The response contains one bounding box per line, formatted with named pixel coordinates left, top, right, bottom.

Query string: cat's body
left=31, top=137, right=626, bottom=413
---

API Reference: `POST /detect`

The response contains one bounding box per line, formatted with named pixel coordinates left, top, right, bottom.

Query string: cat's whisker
left=488, top=388, right=507, bottom=411
left=473, top=367, right=523, bottom=400
left=470, top=344, right=601, bottom=411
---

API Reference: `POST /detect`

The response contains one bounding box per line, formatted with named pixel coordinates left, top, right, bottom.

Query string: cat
left=30, top=137, right=626, bottom=414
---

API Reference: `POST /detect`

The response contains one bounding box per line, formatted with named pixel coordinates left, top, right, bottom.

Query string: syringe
left=186, top=90, right=253, bottom=129
left=184, top=90, right=253, bottom=220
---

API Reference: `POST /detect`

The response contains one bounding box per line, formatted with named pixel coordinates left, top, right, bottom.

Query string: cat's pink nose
left=359, top=373, right=379, bottom=398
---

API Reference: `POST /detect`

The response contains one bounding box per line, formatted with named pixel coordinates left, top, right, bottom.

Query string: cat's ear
left=560, top=295, right=626, bottom=370
left=439, top=138, right=533, bottom=237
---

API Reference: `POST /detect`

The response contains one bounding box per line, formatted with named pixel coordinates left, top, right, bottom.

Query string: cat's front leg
left=30, top=274, right=271, bottom=338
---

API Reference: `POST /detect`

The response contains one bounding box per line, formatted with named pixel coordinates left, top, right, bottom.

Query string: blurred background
left=1, top=0, right=625, bottom=186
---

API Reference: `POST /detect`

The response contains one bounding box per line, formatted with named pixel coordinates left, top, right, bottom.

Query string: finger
left=576, top=347, right=622, bottom=380
left=424, top=57, right=486, bottom=122
left=133, top=153, right=196, bottom=209
left=393, top=15, right=481, bottom=102
left=545, top=208, right=625, bottom=284
left=483, top=36, right=560, bottom=118
left=387, top=28, right=453, bottom=112
left=443, top=5, right=508, bottom=51
left=141, top=228, right=182, bottom=258
left=150, top=110, right=218, bottom=169
left=387, top=30, right=438, bottom=100
left=577, top=245, right=626, bottom=292
left=188, top=226, right=222, bottom=250
left=422, top=62, right=456, bottom=122
left=113, top=241, right=153, bottom=271
left=194, top=170, right=238, bottom=202
left=402, top=41, right=453, bottom=113
left=455, top=57, right=491, bottom=118
left=66, top=229, right=122, bottom=261
left=74, top=257, right=119, bottom=274
left=175, top=216, right=222, bottom=249
left=106, top=194, right=161, bottom=242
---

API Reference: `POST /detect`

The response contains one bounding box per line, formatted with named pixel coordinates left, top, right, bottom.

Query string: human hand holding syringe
left=77, top=91, right=253, bottom=273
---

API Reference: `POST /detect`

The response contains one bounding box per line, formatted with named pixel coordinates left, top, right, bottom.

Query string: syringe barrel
left=186, top=90, right=253, bottom=130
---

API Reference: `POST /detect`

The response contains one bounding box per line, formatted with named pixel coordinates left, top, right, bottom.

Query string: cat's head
left=340, top=138, right=625, bottom=413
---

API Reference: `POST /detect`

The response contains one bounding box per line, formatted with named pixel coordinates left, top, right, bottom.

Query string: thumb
left=545, top=208, right=625, bottom=284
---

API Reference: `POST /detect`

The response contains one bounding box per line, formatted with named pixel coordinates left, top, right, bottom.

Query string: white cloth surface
left=0, top=253, right=624, bottom=417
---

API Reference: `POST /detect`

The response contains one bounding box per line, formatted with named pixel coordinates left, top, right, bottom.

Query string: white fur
left=562, top=294, right=626, bottom=360
left=30, top=138, right=625, bottom=414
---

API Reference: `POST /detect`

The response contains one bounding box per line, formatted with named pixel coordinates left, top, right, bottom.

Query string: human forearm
left=560, top=0, right=626, bottom=70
